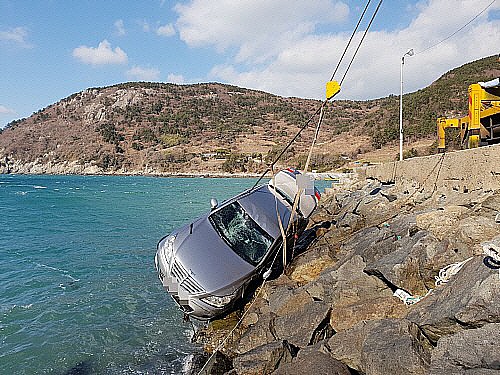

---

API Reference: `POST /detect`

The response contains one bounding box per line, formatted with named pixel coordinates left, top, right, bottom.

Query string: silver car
left=154, top=168, right=320, bottom=320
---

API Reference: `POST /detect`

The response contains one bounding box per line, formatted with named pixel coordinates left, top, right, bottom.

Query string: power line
left=252, top=0, right=383, bottom=188
left=416, top=0, right=497, bottom=55
left=340, top=0, right=384, bottom=85
left=330, top=0, right=372, bottom=81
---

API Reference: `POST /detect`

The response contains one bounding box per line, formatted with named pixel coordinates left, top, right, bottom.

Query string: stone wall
left=359, top=144, right=500, bottom=194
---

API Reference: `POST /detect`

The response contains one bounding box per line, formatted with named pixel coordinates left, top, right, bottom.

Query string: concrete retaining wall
left=359, top=144, right=500, bottom=193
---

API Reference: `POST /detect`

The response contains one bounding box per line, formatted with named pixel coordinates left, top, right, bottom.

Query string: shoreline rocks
left=192, top=151, right=500, bottom=374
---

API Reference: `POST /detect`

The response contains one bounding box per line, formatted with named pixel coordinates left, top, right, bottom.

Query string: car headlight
left=160, top=234, right=176, bottom=265
left=201, top=293, right=236, bottom=308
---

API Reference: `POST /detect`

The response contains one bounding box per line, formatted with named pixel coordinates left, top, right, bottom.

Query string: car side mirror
left=210, top=198, right=218, bottom=210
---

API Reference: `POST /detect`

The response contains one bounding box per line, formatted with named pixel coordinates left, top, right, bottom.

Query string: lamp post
left=399, top=48, right=414, bottom=161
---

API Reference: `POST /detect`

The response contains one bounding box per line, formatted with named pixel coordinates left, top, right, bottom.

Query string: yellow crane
left=437, top=77, right=500, bottom=151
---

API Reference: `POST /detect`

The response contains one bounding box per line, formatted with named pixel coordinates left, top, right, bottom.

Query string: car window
left=209, top=201, right=274, bottom=266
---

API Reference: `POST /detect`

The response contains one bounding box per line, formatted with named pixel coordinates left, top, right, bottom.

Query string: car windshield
left=209, top=201, right=274, bottom=266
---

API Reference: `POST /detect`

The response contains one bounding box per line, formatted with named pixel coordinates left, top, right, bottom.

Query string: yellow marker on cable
left=326, top=80, right=341, bottom=100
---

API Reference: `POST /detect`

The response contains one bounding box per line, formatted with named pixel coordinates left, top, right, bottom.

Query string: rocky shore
left=0, top=157, right=261, bottom=178
left=189, top=147, right=500, bottom=374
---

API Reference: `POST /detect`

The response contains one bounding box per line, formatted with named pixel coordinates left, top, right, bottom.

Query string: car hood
left=173, top=217, right=255, bottom=295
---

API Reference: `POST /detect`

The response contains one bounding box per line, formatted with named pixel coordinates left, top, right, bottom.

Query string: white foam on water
left=182, top=353, right=195, bottom=374
left=35, top=262, right=80, bottom=283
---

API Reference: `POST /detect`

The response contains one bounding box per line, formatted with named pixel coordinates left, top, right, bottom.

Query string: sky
left=1, top=0, right=499, bottom=128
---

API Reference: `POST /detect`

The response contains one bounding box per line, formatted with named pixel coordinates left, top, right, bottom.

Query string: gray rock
left=328, top=319, right=432, bottom=375
left=305, top=255, right=406, bottom=331
left=327, top=320, right=379, bottom=370
left=235, top=298, right=276, bottom=355
left=198, top=351, right=233, bottom=375
left=273, top=298, right=332, bottom=348
left=478, top=193, right=500, bottom=220
left=272, top=346, right=351, bottom=375
left=287, top=242, right=336, bottom=285
left=407, top=256, right=500, bottom=344
left=360, top=319, right=431, bottom=375
left=416, top=206, right=470, bottom=240
left=456, top=215, right=500, bottom=250
left=367, top=229, right=470, bottom=296
left=429, top=323, right=500, bottom=374
left=232, top=341, right=293, bottom=375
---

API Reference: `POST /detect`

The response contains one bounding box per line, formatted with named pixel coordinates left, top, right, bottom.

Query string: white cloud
left=72, top=40, right=128, bottom=66
left=175, top=0, right=500, bottom=100
left=0, top=26, right=32, bottom=48
left=126, top=66, right=161, bottom=81
left=175, top=0, right=349, bottom=64
left=0, top=105, right=15, bottom=115
left=157, top=23, right=176, bottom=37
left=114, top=19, right=126, bottom=36
left=167, top=73, right=185, bottom=84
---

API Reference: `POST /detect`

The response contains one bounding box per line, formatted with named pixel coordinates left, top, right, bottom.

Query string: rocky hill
left=190, top=144, right=500, bottom=374
left=0, top=55, right=498, bottom=175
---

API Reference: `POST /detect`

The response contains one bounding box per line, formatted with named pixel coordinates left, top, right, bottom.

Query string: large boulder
left=305, top=255, right=406, bottom=331
left=407, top=256, right=500, bottom=344
left=416, top=206, right=470, bottom=240
left=232, top=341, right=293, bottom=375
left=429, top=323, right=500, bottom=374
left=273, top=344, right=351, bottom=375
left=287, top=243, right=335, bottom=284
left=327, top=318, right=432, bottom=375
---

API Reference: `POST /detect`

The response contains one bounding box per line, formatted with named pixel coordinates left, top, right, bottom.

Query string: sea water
left=0, top=174, right=258, bottom=374
left=0, top=174, right=331, bottom=374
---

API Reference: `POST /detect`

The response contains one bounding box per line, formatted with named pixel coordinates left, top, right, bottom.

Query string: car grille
left=170, top=259, right=205, bottom=295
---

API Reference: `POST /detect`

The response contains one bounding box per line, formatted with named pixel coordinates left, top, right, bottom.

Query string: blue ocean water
left=0, top=174, right=257, bottom=375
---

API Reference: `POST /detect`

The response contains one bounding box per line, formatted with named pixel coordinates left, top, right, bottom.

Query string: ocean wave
left=1, top=303, right=34, bottom=315
left=35, top=262, right=80, bottom=283
left=33, top=185, right=47, bottom=189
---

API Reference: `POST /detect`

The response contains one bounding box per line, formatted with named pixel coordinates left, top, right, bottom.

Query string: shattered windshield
left=209, top=201, right=274, bottom=266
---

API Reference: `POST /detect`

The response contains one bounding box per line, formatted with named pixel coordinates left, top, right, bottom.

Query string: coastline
left=0, top=160, right=262, bottom=179
left=0, top=158, right=350, bottom=181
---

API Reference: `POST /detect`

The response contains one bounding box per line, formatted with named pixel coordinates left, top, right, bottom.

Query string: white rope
left=483, top=242, right=500, bottom=262
left=284, top=105, right=325, bottom=266
left=197, top=169, right=285, bottom=374
left=435, top=257, right=473, bottom=286
left=393, top=289, right=421, bottom=305
left=393, top=288, right=433, bottom=305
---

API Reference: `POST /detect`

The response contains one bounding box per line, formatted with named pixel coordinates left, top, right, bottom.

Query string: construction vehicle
left=437, top=77, right=500, bottom=152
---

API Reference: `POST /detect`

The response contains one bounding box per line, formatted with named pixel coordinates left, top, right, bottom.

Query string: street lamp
left=400, top=48, right=414, bottom=161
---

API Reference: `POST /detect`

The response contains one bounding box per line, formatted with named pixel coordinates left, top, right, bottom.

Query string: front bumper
left=154, top=251, right=228, bottom=320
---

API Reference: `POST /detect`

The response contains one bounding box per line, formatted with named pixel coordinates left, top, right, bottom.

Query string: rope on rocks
left=434, top=257, right=473, bottom=286
left=196, top=275, right=272, bottom=375
left=393, top=288, right=423, bottom=305
left=393, top=256, right=473, bottom=306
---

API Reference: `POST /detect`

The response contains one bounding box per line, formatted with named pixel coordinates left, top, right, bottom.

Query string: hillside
left=0, top=55, right=498, bottom=175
